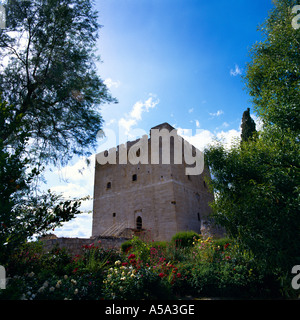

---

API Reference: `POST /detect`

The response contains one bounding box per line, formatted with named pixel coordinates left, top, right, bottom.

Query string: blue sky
left=44, top=0, right=274, bottom=238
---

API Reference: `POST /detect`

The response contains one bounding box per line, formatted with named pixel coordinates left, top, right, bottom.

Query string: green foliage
left=102, top=262, right=172, bottom=300
left=171, top=231, right=201, bottom=248
left=151, top=241, right=168, bottom=250
left=0, top=0, right=110, bottom=264
left=205, top=0, right=300, bottom=278
left=205, top=128, right=300, bottom=273
left=1, top=237, right=292, bottom=300
left=125, top=236, right=151, bottom=263
left=0, top=0, right=115, bottom=165
left=80, top=242, right=122, bottom=273
left=212, top=237, right=232, bottom=250
left=0, top=96, right=82, bottom=264
left=188, top=238, right=279, bottom=298
left=120, top=239, right=133, bottom=253
left=244, top=0, right=300, bottom=134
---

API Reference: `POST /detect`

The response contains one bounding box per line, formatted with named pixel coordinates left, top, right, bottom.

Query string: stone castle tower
left=92, top=123, right=216, bottom=241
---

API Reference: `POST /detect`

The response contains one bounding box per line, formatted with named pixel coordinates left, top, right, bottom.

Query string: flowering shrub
left=0, top=234, right=287, bottom=300
left=3, top=272, right=104, bottom=300
left=102, top=259, right=172, bottom=300
left=171, top=231, right=201, bottom=248
left=188, top=237, right=267, bottom=297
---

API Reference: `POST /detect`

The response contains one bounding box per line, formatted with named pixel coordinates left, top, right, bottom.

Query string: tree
left=0, top=0, right=113, bottom=262
left=205, top=0, right=300, bottom=283
left=240, top=108, right=256, bottom=142
left=0, top=96, right=81, bottom=264
left=244, top=0, right=300, bottom=134
left=205, top=128, right=300, bottom=274
left=0, top=0, right=115, bottom=165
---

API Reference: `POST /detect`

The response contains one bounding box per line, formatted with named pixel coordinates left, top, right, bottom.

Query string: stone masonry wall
left=41, top=237, right=128, bottom=256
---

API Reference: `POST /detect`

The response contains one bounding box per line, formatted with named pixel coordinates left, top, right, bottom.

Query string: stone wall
left=41, top=236, right=129, bottom=256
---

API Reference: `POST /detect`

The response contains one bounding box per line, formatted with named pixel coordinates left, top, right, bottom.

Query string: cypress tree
left=241, top=108, right=256, bottom=142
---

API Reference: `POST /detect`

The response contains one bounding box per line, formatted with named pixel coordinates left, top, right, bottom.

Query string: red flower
left=224, top=243, right=229, bottom=249
left=128, top=253, right=136, bottom=260
left=72, top=267, right=78, bottom=273
left=158, top=273, right=165, bottom=278
left=125, top=246, right=133, bottom=253
left=122, top=262, right=128, bottom=266
left=177, top=273, right=182, bottom=278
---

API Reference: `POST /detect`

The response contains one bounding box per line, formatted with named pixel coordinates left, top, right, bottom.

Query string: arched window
left=136, top=216, right=142, bottom=230
left=107, top=182, right=111, bottom=189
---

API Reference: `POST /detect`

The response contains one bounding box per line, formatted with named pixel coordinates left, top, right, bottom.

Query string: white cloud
left=104, top=78, right=121, bottom=89
left=230, top=64, right=242, bottom=77
left=51, top=183, right=90, bottom=201
left=118, top=117, right=137, bottom=134
left=130, top=101, right=145, bottom=120
left=51, top=156, right=95, bottom=211
left=48, top=156, right=95, bottom=238
left=129, top=97, right=158, bottom=121
left=188, top=108, right=194, bottom=113
left=54, top=156, right=94, bottom=185
left=177, top=126, right=240, bottom=152
left=195, top=120, right=200, bottom=128
left=250, top=114, right=264, bottom=131
left=119, top=95, right=159, bottom=135
left=178, top=128, right=215, bottom=151
left=54, top=212, right=92, bottom=238
left=209, top=110, right=224, bottom=117
left=106, top=118, right=116, bottom=126
left=216, top=129, right=240, bottom=149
